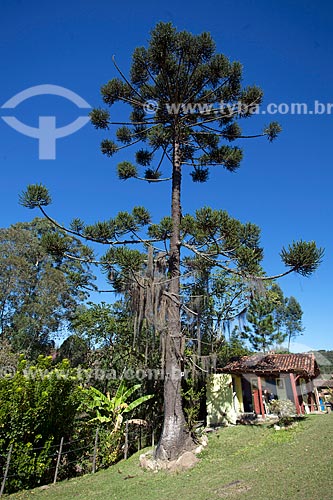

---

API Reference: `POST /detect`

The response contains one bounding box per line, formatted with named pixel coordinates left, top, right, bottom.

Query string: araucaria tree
left=285, top=296, right=304, bottom=350
left=21, top=22, right=323, bottom=461
left=242, top=289, right=287, bottom=352
left=242, top=283, right=304, bottom=352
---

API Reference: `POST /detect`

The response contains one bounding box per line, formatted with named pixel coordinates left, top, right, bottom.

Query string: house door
left=241, top=377, right=253, bottom=412
left=251, top=378, right=261, bottom=415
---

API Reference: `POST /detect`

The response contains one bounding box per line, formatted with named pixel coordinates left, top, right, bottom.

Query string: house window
left=276, top=378, right=285, bottom=389
left=251, top=378, right=258, bottom=390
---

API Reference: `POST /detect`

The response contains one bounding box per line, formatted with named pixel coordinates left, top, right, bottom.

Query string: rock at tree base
left=139, top=435, right=207, bottom=472
left=139, top=450, right=199, bottom=472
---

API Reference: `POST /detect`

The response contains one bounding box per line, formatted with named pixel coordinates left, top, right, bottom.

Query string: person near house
left=262, top=389, right=271, bottom=414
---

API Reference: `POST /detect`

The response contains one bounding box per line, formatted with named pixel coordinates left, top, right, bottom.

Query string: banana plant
left=80, top=381, right=153, bottom=433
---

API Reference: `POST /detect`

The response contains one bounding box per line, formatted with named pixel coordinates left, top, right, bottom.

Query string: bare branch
left=163, top=291, right=198, bottom=316
left=201, top=124, right=264, bottom=139
left=63, top=252, right=101, bottom=266
left=112, top=55, right=145, bottom=102
left=135, top=176, right=172, bottom=183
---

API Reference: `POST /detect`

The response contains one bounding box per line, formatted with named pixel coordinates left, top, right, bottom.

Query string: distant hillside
left=311, top=350, right=333, bottom=377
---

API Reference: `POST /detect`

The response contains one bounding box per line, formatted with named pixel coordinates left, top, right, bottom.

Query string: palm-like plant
left=81, top=381, right=153, bottom=433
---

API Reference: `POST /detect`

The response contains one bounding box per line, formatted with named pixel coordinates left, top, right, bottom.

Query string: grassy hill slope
left=9, top=414, right=333, bottom=500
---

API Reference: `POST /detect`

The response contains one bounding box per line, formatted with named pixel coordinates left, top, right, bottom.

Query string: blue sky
left=0, top=0, right=332, bottom=351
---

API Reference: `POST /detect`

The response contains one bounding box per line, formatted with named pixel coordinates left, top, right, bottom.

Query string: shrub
left=0, top=355, right=81, bottom=493
left=269, top=399, right=296, bottom=418
left=0, top=358, right=156, bottom=494
left=268, top=399, right=302, bottom=427
left=182, top=378, right=205, bottom=434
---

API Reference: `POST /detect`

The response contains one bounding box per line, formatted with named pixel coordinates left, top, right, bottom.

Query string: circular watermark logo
left=1, top=84, right=91, bottom=160
left=143, top=99, right=159, bottom=114
left=0, top=365, right=16, bottom=378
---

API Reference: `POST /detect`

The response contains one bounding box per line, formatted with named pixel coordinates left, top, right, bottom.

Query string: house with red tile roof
left=206, top=353, right=321, bottom=425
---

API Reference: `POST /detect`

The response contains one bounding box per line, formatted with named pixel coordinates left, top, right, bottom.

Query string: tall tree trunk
left=197, top=313, right=201, bottom=357
left=155, top=134, right=194, bottom=460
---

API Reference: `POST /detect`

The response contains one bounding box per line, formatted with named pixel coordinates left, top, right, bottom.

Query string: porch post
left=257, top=375, right=265, bottom=418
left=308, top=392, right=315, bottom=412
left=308, top=380, right=315, bottom=412
left=290, top=373, right=301, bottom=415
left=314, top=387, right=320, bottom=411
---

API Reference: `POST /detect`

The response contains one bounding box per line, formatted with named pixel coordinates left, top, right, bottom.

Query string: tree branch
left=182, top=241, right=296, bottom=281
left=38, top=206, right=164, bottom=246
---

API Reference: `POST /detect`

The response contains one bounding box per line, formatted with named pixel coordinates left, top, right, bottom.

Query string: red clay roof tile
left=219, top=353, right=320, bottom=378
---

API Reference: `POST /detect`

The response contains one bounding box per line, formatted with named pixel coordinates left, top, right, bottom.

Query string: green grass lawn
left=8, top=413, right=333, bottom=500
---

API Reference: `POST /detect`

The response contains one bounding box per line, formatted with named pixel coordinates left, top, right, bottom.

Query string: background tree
left=181, top=265, right=251, bottom=368
left=242, top=286, right=287, bottom=352
left=255, top=283, right=304, bottom=352
left=0, top=340, right=19, bottom=372
left=57, top=334, right=90, bottom=367
left=270, top=283, right=286, bottom=335
left=182, top=257, right=214, bottom=360
left=21, top=22, right=323, bottom=461
left=284, top=296, right=303, bottom=351
left=0, top=218, right=95, bottom=358
left=217, top=326, right=252, bottom=366
left=70, top=302, right=118, bottom=350
left=69, top=300, right=160, bottom=383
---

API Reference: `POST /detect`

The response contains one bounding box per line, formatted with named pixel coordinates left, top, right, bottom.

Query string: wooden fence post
left=124, top=420, right=129, bottom=460
left=53, top=437, right=64, bottom=485
left=137, top=426, right=141, bottom=451
left=0, top=444, right=13, bottom=498
left=92, top=428, right=99, bottom=474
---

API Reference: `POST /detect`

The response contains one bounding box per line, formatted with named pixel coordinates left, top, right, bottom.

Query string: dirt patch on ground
left=213, top=480, right=251, bottom=497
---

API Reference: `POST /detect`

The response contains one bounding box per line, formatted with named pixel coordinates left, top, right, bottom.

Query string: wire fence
left=0, top=417, right=162, bottom=497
